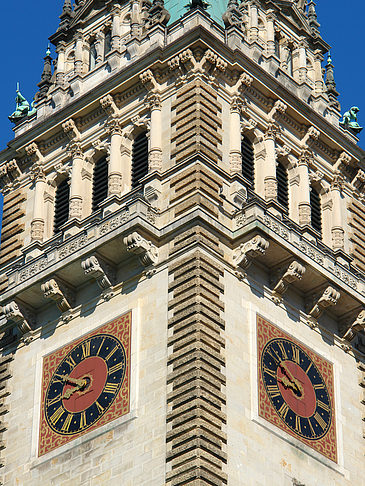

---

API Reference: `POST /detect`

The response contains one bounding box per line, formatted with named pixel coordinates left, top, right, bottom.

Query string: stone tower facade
left=0, top=1, right=364, bottom=485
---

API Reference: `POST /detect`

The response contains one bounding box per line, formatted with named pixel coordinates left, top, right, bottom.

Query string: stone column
left=298, top=39, right=308, bottom=82
left=121, top=135, right=132, bottom=195
left=229, top=97, right=242, bottom=174
left=148, top=94, right=163, bottom=172
left=264, top=123, right=278, bottom=200
left=108, top=120, right=123, bottom=196
left=297, top=151, right=311, bottom=225
left=331, top=173, right=345, bottom=251
left=111, top=6, right=122, bottom=50
left=75, top=31, right=84, bottom=75
left=56, top=42, right=66, bottom=86
left=314, top=50, right=324, bottom=95
left=31, top=166, right=46, bottom=241
left=266, top=11, right=276, bottom=56
left=250, top=2, right=259, bottom=42
left=69, top=143, right=84, bottom=219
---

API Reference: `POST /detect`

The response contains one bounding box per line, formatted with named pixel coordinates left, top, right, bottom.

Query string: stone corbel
left=268, top=100, right=287, bottom=121
left=100, top=94, right=120, bottom=117
left=0, top=301, right=33, bottom=335
left=231, top=71, right=253, bottom=94
left=140, top=69, right=159, bottom=92
left=123, top=232, right=158, bottom=267
left=168, top=49, right=196, bottom=82
left=301, top=126, right=320, bottom=148
left=334, top=152, right=353, bottom=173
left=271, top=261, right=306, bottom=304
left=81, top=255, right=114, bottom=294
left=41, top=279, right=73, bottom=313
left=0, top=159, right=22, bottom=191
left=201, top=49, right=227, bottom=80
left=307, top=286, right=340, bottom=327
left=241, top=118, right=257, bottom=134
left=233, top=235, right=269, bottom=270
left=352, top=169, right=365, bottom=192
left=25, top=142, right=44, bottom=165
left=341, top=310, right=365, bottom=342
left=62, top=119, right=81, bottom=141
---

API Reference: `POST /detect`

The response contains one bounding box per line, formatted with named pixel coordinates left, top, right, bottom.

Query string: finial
left=325, top=53, right=340, bottom=112
left=46, top=45, right=51, bottom=57
left=16, top=82, right=20, bottom=92
left=307, top=0, right=320, bottom=36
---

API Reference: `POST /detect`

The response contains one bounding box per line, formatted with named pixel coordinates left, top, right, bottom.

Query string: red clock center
left=62, top=356, right=108, bottom=413
left=277, top=361, right=316, bottom=417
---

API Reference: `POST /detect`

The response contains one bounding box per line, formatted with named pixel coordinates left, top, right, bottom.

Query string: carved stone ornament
left=233, top=235, right=269, bottom=269
left=301, top=126, right=320, bottom=147
left=0, top=301, right=32, bottom=335
left=264, top=122, right=280, bottom=140
left=62, top=119, right=80, bottom=141
left=308, top=286, right=340, bottom=320
left=342, top=310, right=365, bottom=342
left=0, top=159, right=22, bottom=190
left=123, top=231, right=158, bottom=267
left=272, top=261, right=306, bottom=304
left=100, top=94, right=119, bottom=117
left=140, top=69, right=158, bottom=92
left=25, top=142, right=44, bottom=164
left=81, top=255, right=113, bottom=291
left=222, top=0, right=245, bottom=29
left=268, top=100, right=287, bottom=121
left=41, top=279, right=72, bottom=313
left=145, top=0, right=171, bottom=29
left=331, top=171, right=344, bottom=191
left=352, top=169, right=365, bottom=192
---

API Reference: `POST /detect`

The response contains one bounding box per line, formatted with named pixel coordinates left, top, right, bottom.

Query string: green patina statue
left=340, top=106, right=363, bottom=135
left=185, top=0, right=210, bottom=11
left=8, top=86, right=36, bottom=123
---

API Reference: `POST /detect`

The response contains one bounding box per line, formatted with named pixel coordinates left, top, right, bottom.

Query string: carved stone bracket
left=41, top=279, right=73, bottom=313
left=123, top=232, right=158, bottom=267
left=272, top=261, right=306, bottom=304
left=342, top=310, right=365, bottom=342
left=140, top=69, right=159, bottom=92
left=62, top=119, right=81, bottom=141
left=81, top=255, right=114, bottom=292
left=352, top=169, right=365, bottom=192
left=25, top=142, right=44, bottom=165
left=0, top=160, right=22, bottom=191
left=233, top=235, right=269, bottom=270
left=0, top=301, right=32, bottom=335
left=268, top=100, right=287, bottom=121
left=301, top=126, right=320, bottom=148
left=100, top=94, right=119, bottom=117
left=307, top=286, right=340, bottom=325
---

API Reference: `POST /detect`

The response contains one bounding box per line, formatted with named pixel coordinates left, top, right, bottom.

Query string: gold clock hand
left=279, top=363, right=303, bottom=396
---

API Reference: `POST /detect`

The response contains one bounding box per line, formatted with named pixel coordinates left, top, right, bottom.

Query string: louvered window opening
left=131, top=132, right=149, bottom=189
left=89, top=43, right=97, bottom=71
left=277, top=162, right=289, bottom=210
left=92, top=157, right=108, bottom=212
left=54, top=178, right=70, bottom=234
left=241, top=135, right=255, bottom=183
left=310, top=187, right=322, bottom=235
left=104, top=31, right=112, bottom=57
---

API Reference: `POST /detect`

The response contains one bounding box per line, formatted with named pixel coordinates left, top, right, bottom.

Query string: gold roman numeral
left=291, top=345, right=301, bottom=365
left=267, top=384, right=281, bottom=398
left=61, top=413, right=73, bottom=433
left=306, top=362, right=313, bottom=374
left=313, top=383, right=325, bottom=390
left=50, top=406, right=64, bottom=425
left=47, top=394, right=62, bottom=407
left=65, top=355, right=76, bottom=369
left=80, top=411, right=87, bottom=429
left=277, top=342, right=288, bottom=360
left=266, top=348, right=281, bottom=365
left=105, top=346, right=118, bottom=362
left=97, top=337, right=106, bottom=356
left=95, top=400, right=104, bottom=414
left=108, top=362, right=123, bottom=375
left=278, top=402, right=290, bottom=421
left=104, top=382, right=119, bottom=394
left=307, top=418, right=316, bottom=437
left=295, top=415, right=302, bottom=434
left=317, top=400, right=330, bottom=413
left=263, top=365, right=277, bottom=379
left=82, top=341, right=91, bottom=359
left=313, top=412, right=327, bottom=430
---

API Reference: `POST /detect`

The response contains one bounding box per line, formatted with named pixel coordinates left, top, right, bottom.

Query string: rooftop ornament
left=8, top=84, right=36, bottom=124
left=340, top=107, right=363, bottom=135
left=185, top=0, right=210, bottom=11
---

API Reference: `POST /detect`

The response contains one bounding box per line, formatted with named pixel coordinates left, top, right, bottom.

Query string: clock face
left=257, top=315, right=337, bottom=463
left=39, top=312, right=131, bottom=456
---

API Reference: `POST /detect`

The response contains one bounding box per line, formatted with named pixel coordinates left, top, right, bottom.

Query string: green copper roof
left=165, top=1, right=227, bottom=25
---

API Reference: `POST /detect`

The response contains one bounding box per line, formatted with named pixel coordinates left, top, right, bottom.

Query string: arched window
left=104, top=31, right=112, bottom=57
left=131, top=131, right=149, bottom=188
left=89, top=42, right=97, bottom=71
left=277, top=161, right=289, bottom=210
left=54, top=178, right=70, bottom=234
left=92, top=157, right=108, bottom=211
left=310, top=187, right=322, bottom=235
left=241, top=135, right=255, bottom=184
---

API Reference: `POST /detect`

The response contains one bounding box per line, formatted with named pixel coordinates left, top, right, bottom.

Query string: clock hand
left=279, top=363, right=303, bottom=396
left=58, top=374, right=87, bottom=388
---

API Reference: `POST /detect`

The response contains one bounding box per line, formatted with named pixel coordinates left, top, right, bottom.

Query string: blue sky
left=0, top=0, right=363, bottom=233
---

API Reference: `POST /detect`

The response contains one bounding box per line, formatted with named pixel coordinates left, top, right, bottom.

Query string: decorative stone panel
left=167, top=248, right=227, bottom=485
left=171, top=80, right=222, bottom=164
left=348, top=199, right=365, bottom=275
left=0, top=190, right=26, bottom=267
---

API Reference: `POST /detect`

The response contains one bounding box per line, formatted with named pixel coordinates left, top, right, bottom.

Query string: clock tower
left=0, top=1, right=364, bottom=485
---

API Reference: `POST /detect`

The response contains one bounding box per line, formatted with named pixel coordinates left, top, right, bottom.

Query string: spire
left=307, top=1, right=320, bottom=37
left=325, top=53, right=340, bottom=111
left=37, top=46, right=53, bottom=100
left=58, top=0, right=73, bottom=31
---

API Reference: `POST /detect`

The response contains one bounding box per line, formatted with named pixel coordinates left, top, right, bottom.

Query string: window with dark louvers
left=310, top=187, right=322, bottom=235
left=104, top=31, right=112, bottom=57
left=54, top=178, right=70, bottom=234
left=131, top=131, right=149, bottom=189
left=277, top=161, right=289, bottom=210
left=92, top=157, right=108, bottom=212
left=89, top=42, right=97, bottom=71
left=241, top=135, right=255, bottom=184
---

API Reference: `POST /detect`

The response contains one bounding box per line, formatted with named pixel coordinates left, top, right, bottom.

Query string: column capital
left=264, top=122, right=280, bottom=140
